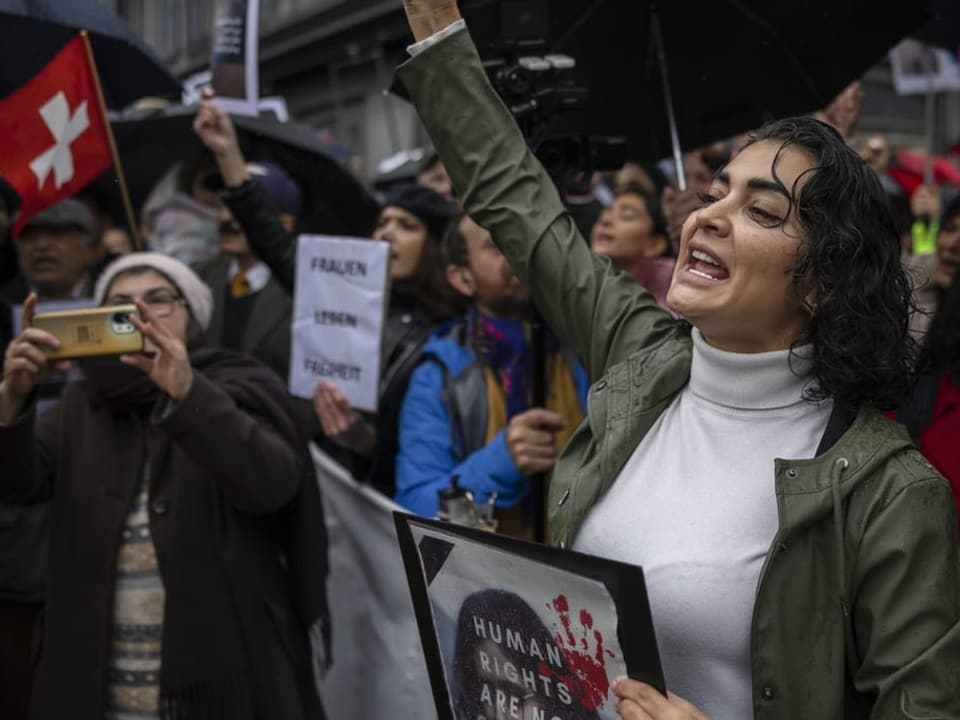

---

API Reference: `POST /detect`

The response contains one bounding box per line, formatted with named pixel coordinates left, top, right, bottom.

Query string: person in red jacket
left=898, top=272, right=960, bottom=522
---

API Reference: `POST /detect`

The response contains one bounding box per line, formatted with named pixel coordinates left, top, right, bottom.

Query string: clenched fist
left=506, top=408, right=567, bottom=476
left=401, top=0, right=463, bottom=43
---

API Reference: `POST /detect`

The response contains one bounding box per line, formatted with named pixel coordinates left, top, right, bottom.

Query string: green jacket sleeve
left=398, top=29, right=682, bottom=380
left=851, top=473, right=960, bottom=718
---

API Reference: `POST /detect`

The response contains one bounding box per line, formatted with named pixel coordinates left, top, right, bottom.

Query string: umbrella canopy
left=111, top=105, right=380, bottom=238
left=890, top=150, right=960, bottom=196
left=0, top=0, right=180, bottom=108
left=914, top=0, right=960, bottom=53
left=461, top=0, right=932, bottom=162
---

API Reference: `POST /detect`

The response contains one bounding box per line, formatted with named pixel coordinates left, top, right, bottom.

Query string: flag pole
left=79, top=30, right=143, bottom=252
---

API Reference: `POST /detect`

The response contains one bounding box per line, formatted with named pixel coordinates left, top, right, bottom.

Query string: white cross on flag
left=0, top=35, right=113, bottom=235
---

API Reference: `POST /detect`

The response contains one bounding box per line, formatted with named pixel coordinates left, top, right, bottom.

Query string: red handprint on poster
left=544, top=594, right=618, bottom=711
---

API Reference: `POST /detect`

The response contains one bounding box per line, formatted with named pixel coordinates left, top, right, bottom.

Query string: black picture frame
left=394, top=512, right=665, bottom=720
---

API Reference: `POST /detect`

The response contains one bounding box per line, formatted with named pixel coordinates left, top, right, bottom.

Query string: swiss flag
left=0, top=35, right=113, bottom=235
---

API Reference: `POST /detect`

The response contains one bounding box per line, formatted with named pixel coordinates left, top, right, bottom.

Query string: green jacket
left=399, top=28, right=960, bottom=719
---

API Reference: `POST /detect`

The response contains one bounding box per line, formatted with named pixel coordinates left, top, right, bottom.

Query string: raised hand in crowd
left=814, top=81, right=863, bottom=142
left=400, top=0, right=463, bottom=42
left=911, top=183, right=942, bottom=222
left=660, top=186, right=703, bottom=252
left=612, top=678, right=708, bottom=720
left=505, top=408, right=566, bottom=476
left=193, top=87, right=250, bottom=188
left=120, top=300, right=194, bottom=401
left=312, top=380, right=376, bottom=455
left=0, top=294, right=70, bottom=424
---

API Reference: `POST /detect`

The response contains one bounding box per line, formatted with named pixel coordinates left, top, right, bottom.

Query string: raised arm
left=397, top=20, right=682, bottom=378
left=194, top=90, right=297, bottom=292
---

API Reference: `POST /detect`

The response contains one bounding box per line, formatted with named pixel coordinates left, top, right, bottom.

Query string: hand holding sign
left=612, top=678, right=708, bottom=720
left=313, top=380, right=375, bottom=455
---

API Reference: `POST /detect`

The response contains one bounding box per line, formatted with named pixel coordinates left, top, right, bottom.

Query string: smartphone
left=31, top=305, right=144, bottom=360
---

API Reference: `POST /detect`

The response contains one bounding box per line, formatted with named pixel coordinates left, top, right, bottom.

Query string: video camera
left=463, top=0, right=625, bottom=185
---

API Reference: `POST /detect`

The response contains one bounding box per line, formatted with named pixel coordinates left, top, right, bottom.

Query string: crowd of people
left=0, top=2, right=959, bottom=718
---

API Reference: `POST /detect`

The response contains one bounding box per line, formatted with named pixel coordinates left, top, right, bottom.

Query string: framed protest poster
left=395, top=514, right=665, bottom=720
left=210, top=0, right=260, bottom=116
left=289, top=235, right=390, bottom=412
left=890, top=38, right=960, bottom=95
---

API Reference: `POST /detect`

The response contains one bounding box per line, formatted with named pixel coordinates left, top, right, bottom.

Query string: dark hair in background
left=393, top=221, right=464, bottom=321
left=452, top=589, right=599, bottom=720
left=743, top=118, right=917, bottom=410
left=615, top=182, right=671, bottom=258
left=699, top=144, right=734, bottom=174
left=920, top=272, right=960, bottom=376
left=940, top=193, right=960, bottom=229
left=442, top=211, right=471, bottom=270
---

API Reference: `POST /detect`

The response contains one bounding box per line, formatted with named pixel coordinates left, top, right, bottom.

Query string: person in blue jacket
left=395, top=213, right=588, bottom=537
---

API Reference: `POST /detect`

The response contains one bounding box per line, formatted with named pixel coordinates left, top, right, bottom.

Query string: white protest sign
left=890, top=39, right=960, bottom=95
left=289, top=235, right=390, bottom=412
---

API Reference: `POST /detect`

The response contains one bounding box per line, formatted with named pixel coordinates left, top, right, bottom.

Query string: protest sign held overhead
left=395, top=515, right=665, bottom=720
left=290, top=235, right=390, bottom=412
left=211, top=0, right=261, bottom=116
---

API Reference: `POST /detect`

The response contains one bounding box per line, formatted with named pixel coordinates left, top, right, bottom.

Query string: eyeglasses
left=105, top=289, right=185, bottom=319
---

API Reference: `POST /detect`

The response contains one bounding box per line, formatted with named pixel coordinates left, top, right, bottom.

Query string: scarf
left=79, top=356, right=159, bottom=414
left=467, top=304, right=558, bottom=419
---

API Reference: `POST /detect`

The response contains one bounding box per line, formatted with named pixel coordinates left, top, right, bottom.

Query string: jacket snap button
left=786, top=468, right=799, bottom=479
left=558, top=540, right=566, bottom=549
left=595, top=380, right=606, bottom=391
left=761, top=686, right=775, bottom=701
left=150, top=498, right=169, bottom=516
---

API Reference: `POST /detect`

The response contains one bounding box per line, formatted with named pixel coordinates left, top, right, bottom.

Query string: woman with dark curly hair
left=396, top=8, right=959, bottom=720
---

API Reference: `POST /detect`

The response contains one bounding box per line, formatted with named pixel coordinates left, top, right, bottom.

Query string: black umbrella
left=111, top=105, right=380, bottom=238
left=0, top=0, right=180, bottom=108
left=461, top=0, right=932, bottom=170
left=914, top=0, right=960, bottom=52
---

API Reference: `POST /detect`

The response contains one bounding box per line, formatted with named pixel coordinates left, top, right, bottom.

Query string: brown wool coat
left=0, top=350, right=326, bottom=720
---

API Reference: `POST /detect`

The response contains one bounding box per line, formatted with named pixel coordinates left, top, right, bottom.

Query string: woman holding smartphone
left=0, top=253, right=328, bottom=720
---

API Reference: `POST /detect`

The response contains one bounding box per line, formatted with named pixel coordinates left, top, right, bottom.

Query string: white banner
left=289, top=235, right=390, bottom=411
left=311, top=446, right=437, bottom=720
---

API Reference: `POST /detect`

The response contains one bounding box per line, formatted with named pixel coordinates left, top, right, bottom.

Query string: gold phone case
left=32, top=305, right=144, bottom=360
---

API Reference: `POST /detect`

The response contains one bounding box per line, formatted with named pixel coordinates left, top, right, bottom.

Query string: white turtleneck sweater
left=574, top=329, right=833, bottom=720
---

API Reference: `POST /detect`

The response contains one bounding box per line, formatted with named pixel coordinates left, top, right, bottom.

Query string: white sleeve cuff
left=407, top=19, right=467, bottom=57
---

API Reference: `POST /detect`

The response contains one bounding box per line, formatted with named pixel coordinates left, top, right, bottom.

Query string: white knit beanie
left=94, top=252, right=214, bottom=331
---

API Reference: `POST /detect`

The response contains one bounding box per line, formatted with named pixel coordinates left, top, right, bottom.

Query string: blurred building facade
left=107, top=0, right=957, bottom=180
left=107, top=0, right=427, bottom=180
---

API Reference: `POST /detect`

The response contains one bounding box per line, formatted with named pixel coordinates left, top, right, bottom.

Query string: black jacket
left=221, top=181, right=439, bottom=496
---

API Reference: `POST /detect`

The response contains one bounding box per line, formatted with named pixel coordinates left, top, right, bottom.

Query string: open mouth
left=30, top=256, right=60, bottom=271
left=686, top=246, right=729, bottom=281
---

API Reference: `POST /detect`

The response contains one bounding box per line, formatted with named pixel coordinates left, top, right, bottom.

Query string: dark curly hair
left=742, top=118, right=917, bottom=410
